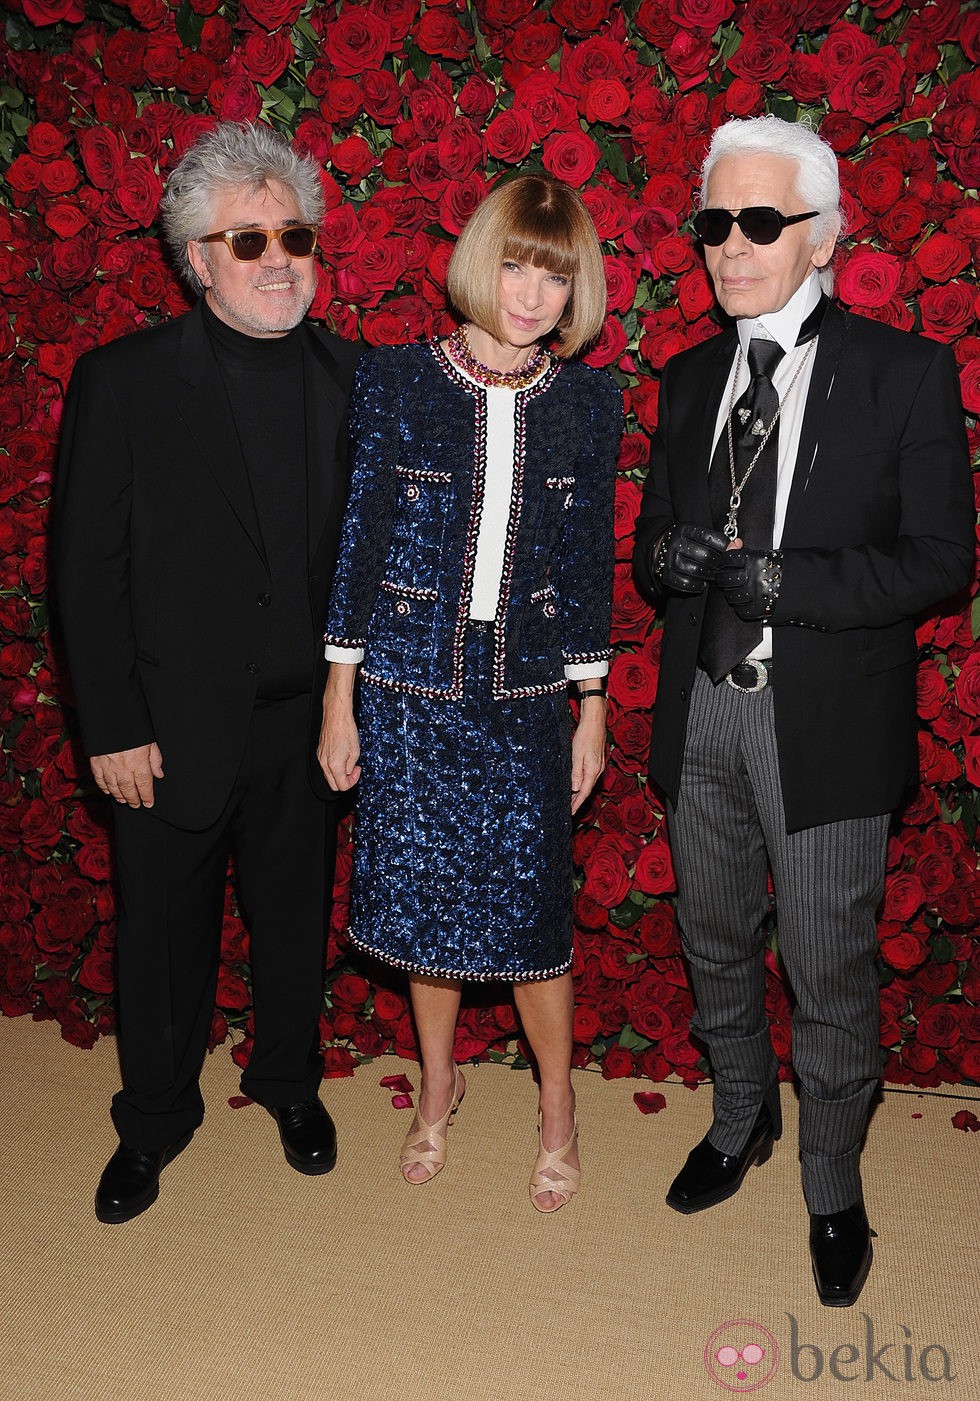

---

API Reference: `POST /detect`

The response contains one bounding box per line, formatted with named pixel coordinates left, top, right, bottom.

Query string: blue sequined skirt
left=349, top=628, right=573, bottom=982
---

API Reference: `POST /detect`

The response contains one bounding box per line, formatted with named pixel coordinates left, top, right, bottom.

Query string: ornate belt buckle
left=726, top=659, right=770, bottom=693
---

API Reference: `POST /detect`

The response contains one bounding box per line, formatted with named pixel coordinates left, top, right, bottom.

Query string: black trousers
left=110, top=696, right=337, bottom=1151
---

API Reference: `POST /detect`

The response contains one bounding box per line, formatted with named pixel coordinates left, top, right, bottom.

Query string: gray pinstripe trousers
left=667, top=668, right=890, bottom=1215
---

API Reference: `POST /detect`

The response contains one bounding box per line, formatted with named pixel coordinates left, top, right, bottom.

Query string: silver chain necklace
left=723, top=337, right=817, bottom=541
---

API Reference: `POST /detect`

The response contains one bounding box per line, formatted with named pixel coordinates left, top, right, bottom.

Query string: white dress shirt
left=709, top=271, right=825, bottom=661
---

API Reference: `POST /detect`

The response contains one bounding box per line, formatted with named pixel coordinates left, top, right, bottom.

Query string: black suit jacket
left=634, top=302, right=974, bottom=832
left=54, top=301, right=362, bottom=830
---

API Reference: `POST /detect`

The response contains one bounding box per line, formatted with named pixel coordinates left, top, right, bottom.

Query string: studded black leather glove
left=653, top=523, right=730, bottom=595
left=715, top=548, right=783, bottom=620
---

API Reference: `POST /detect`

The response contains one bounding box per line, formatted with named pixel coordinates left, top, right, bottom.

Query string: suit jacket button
left=246, top=662, right=260, bottom=674
left=689, top=612, right=697, bottom=625
left=395, top=600, right=410, bottom=615
left=257, top=593, right=272, bottom=607
left=680, top=688, right=688, bottom=702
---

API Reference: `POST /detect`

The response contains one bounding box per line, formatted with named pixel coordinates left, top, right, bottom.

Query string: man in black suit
left=55, top=122, right=361, bottom=1223
left=634, top=116, right=972, bottom=1305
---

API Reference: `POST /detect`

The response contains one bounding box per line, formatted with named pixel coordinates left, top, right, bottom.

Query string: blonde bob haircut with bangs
left=446, top=174, right=606, bottom=359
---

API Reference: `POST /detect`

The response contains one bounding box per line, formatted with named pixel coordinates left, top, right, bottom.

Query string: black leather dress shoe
left=666, top=1105, right=777, bottom=1214
left=809, top=1202, right=874, bottom=1307
left=270, top=1099, right=337, bottom=1175
left=95, top=1130, right=194, bottom=1224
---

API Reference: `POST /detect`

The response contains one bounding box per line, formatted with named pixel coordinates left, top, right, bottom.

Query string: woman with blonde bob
left=319, top=174, right=622, bottom=1210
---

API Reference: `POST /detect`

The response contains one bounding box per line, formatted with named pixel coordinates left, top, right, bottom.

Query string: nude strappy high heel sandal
left=399, top=1065, right=464, bottom=1183
left=528, top=1112, right=580, bottom=1213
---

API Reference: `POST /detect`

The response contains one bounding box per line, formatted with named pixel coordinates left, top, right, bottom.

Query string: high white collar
left=736, top=271, right=823, bottom=358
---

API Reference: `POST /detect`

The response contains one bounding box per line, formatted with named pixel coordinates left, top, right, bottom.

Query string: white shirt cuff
left=324, top=644, right=364, bottom=664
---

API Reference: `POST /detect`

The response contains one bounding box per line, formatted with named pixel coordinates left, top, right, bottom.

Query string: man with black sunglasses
left=634, top=116, right=972, bottom=1306
left=55, top=122, right=361, bottom=1222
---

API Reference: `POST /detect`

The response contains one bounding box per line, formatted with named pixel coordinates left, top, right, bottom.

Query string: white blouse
left=325, top=352, right=606, bottom=682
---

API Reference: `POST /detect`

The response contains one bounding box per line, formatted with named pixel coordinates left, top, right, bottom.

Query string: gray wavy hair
left=160, top=122, right=325, bottom=295
left=698, top=116, right=844, bottom=295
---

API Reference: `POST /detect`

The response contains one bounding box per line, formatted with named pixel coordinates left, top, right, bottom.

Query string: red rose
left=668, top=0, right=734, bottom=29
left=542, top=130, right=601, bottom=188
left=784, top=52, right=827, bottom=105
left=436, top=118, right=482, bottom=180
left=323, top=1046, right=357, bottom=1078
left=408, top=79, right=456, bottom=141
left=675, top=266, right=715, bottom=321
left=199, top=16, right=234, bottom=61
left=958, top=357, right=980, bottom=416
left=631, top=999, right=674, bottom=1042
left=856, top=157, right=905, bottom=215
left=581, top=78, right=630, bottom=125
left=456, top=75, right=496, bottom=124
left=879, top=929, right=927, bottom=972
left=954, top=654, right=980, bottom=717
left=22, top=0, right=84, bottom=23
left=317, top=77, right=364, bottom=124
left=415, top=9, right=473, bottom=58
left=79, top=942, right=115, bottom=995
left=372, top=986, right=407, bottom=1024
left=600, top=1044, right=636, bottom=1078
left=828, top=47, right=909, bottom=123
left=484, top=109, right=535, bottom=165
left=633, top=835, right=675, bottom=895
left=724, top=78, right=765, bottom=117
left=513, top=71, right=577, bottom=142
left=332, top=973, right=371, bottom=1008
left=571, top=1003, right=601, bottom=1047
left=835, top=246, right=901, bottom=307
left=727, top=32, right=791, bottom=84
left=505, top=19, right=561, bottom=81
left=331, top=135, right=377, bottom=185
left=628, top=377, right=661, bottom=434
left=239, top=0, right=301, bottom=29
left=550, top=0, right=614, bottom=30
left=820, top=21, right=876, bottom=81
left=77, top=127, right=124, bottom=192
left=112, top=159, right=164, bottom=229
left=915, top=1004, right=960, bottom=1051
left=438, top=173, right=488, bottom=237
left=361, top=69, right=401, bottom=124
left=368, top=0, right=417, bottom=41
left=607, top=650, right=659, bottom=712
left=241, top=31, right=293, bottom=85
left=476, top=0, right=536, bottom=27
left=583, top=316, right=628, bottom=370
left=637, top=907, right=678, bottom=957
left=210, top=75, right=262, bottom=123
left=360, top=301, right=427, bottom=346
left=881, top=869, right=924, bottom=922
left=664, top=31, right=713, bottom=90
left=661, top=1029, right=702, bottom=1069
left=324, top=7, right=392, bottom=74
left=913, top=232, right=972, bottom=284
left=582, top=836, right=632, bottom=908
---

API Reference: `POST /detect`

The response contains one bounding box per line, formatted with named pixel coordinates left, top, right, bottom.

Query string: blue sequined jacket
left=324, top=341, right=623, bottom=700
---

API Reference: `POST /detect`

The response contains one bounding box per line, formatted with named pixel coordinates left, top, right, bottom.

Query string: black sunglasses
left=693, top=207, right=820, bottom=247
left=197, top=224, right=319, bottom=262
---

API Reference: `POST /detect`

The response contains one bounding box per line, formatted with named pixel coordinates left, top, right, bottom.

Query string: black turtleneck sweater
left=203, top=302, right=312, bottom=701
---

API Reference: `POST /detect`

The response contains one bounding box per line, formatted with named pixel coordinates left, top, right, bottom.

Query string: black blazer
left=54, top=301, right=362, bottom=830
left=634, top=302, right=974, bottom=832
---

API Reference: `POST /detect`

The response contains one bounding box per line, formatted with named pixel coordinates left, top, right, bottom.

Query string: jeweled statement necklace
left=445, top=325, right=547, bottom=390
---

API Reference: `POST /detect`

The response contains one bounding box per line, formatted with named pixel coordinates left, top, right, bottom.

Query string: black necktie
left=699, top=336, right=784, bottom=682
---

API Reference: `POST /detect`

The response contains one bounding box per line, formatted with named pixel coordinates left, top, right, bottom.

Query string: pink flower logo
left=704, top=1320, right=779, bottom=1392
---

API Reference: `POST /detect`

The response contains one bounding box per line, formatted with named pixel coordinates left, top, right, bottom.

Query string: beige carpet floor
left=1, top=1014, right=978, bottom=1401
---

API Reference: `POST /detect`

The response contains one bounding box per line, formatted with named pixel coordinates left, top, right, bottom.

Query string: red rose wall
left=1, top=0, right=978, bottom=1089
